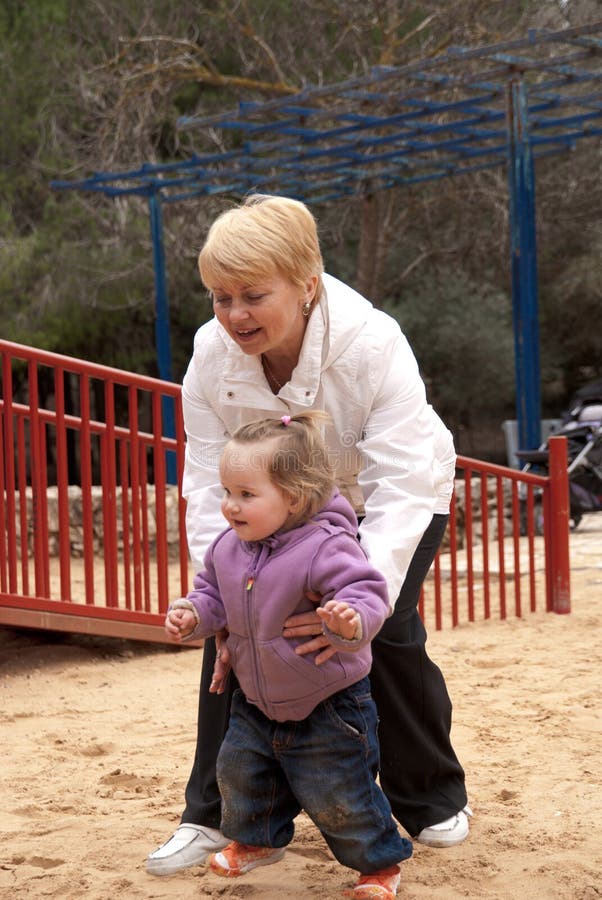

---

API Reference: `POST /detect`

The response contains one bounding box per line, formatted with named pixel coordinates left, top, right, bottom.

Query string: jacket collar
left=240, top=524, right=311, bottom=557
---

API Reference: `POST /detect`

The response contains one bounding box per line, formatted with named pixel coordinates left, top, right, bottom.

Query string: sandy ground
left=1, top=516, right=601, bottom=900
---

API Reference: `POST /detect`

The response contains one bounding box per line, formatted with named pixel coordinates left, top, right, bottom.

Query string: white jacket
left=181, top=273, right=455, bottom=610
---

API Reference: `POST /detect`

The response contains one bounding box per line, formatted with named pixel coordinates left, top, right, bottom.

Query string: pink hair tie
left=281, top=415, right=292, bottom=426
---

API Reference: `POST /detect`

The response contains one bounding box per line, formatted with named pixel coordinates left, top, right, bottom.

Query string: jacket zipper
left=245, top=545, right=268, bottom=711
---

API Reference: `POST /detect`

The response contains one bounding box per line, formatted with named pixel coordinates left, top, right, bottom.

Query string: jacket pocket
left=258, top=637, right=345, bottom=702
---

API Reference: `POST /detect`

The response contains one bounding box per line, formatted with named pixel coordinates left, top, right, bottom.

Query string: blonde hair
left=198, top=194, right=324, bottom=303
left=225, top=411, right=335, bottom=528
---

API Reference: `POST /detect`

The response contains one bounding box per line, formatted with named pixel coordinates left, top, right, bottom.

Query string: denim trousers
left=216, top=677, right=412, bottom=873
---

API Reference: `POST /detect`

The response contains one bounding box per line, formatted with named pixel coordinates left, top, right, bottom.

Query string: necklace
left=262, top=354, right=284, bottom=392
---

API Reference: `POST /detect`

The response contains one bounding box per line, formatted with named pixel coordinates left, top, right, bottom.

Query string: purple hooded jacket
left=185, top=490, right=389, bottom=722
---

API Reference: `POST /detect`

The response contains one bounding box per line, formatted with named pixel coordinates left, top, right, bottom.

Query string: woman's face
left=210, top=272, right=318, bottom=360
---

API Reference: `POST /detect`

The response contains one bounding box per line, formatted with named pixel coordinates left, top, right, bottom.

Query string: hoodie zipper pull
left=246, top=541, right=270, bottom=592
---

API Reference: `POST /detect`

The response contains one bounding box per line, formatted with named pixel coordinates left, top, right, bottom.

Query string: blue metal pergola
left=52, top=21, right=602, bottom=459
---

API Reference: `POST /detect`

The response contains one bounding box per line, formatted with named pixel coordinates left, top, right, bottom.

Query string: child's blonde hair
left=198, top=194, right=324, bottom=304
left=226, top=411, right=335, bottom=528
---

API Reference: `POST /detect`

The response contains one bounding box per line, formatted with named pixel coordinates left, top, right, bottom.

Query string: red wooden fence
left=0, top=339, right=570, bottom=643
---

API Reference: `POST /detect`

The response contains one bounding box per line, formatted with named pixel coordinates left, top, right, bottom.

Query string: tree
left=384, top=270, right=516, bottom=444
left=2, top=0, right=600, bottom=459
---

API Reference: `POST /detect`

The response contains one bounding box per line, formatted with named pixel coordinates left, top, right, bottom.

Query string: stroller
left=518, top=378, right=602, bottom=533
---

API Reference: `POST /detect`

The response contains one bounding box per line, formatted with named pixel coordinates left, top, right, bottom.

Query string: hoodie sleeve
left=355, top=318, right=453, bottom=608
left=185, top=543, right=229, bottom=640
left=308, top=532, right=390, bottom=651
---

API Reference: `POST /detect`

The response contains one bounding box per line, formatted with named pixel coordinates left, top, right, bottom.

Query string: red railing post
left=547, top=435, right=571, bottom=614
left=1, top=352, right=17, bottom=593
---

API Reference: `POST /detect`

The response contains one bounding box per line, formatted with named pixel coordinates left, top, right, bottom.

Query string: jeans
left=216, top=677, right=412, bottom=873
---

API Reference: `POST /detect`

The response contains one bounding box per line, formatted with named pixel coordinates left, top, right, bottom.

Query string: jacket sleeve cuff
left=322, top=617, right=363, bottom=648
left=168, top=598, right=201, bottom=640
left=168, top=598, right=200, bottom=622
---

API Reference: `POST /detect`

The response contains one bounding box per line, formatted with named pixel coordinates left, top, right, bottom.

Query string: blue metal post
left=507, top=79, right=542, bottom=452
left=148, top=190, right=177, bottom=484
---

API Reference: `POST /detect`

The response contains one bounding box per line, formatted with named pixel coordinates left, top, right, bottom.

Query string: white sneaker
left=146, top=824, right=229, bottom=875
left=415, top=805, right=473, bottom=848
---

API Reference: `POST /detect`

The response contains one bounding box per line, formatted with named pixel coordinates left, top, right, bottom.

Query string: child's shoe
left=351, top=864, right=401, bottom=898
left=210, top=841, right=285, bottom=877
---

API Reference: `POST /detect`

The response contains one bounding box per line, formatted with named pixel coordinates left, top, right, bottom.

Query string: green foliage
left=0, top=0, right=76, bottom=230
left=0, top=0, right=69, bottom=36
left=2, top=192, right=150, bottom=366
left=383, top=271, right=516, bottom=429
left=539, top=235, right=602, bottom=397
left=1, top=0, right=600, bottom=463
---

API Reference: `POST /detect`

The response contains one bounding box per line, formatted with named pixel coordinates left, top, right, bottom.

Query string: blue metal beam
left=507, top=79, right=542, bottom=452
left=148, top=191, right=176, bottom=484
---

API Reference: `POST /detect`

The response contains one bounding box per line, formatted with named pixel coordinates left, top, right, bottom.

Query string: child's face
left=219, top=442, right=296, bottom=542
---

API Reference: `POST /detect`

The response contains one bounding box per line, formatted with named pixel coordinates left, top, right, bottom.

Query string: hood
left=320, top=273, right=375, bottom=370
left=310, top=487, right=358, bottom=535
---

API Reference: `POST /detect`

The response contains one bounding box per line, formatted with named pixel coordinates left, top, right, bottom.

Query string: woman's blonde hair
left=225, top=411, right=335, bottom=529
left=198, top=194, right=324, bottom=301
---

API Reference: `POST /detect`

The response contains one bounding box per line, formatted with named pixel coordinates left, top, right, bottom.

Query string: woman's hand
left=282, top=591, right=338, bottom=665
left=209, top=630, right=231, bottom=694
left=165, top=608, right=196, bottom=642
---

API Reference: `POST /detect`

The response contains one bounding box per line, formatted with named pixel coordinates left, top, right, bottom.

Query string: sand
left=1, top=515, right=601, bottom=900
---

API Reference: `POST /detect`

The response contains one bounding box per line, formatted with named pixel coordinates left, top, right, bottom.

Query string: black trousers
left=181, top=513, right=467, bottom=838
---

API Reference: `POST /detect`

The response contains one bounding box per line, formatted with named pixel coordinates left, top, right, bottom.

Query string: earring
left=302, top=300, right=312, bottom=317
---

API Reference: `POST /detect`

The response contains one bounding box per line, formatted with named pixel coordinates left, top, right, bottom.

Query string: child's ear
left=286, top=492, right=302, bottom=514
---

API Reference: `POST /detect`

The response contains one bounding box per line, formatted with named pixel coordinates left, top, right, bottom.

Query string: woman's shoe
left=415, top=805, right=473, bottom=848
left=351, top=864, right=401, bottom=898
left=210, top=841, right=285, bottom=877
left=146, top=824, right=229, bottom=875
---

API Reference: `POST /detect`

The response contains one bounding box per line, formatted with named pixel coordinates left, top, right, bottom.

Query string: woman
left=147, top=194, right=470, bottom=876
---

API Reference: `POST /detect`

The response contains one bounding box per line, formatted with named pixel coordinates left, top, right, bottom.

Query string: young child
left=165, top=412, right=412, bottom=899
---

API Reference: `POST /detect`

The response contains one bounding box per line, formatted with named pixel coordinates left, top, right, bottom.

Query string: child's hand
left=165, top=608, right=196, bottom=642
left=316, top=600, right=361, bottom=641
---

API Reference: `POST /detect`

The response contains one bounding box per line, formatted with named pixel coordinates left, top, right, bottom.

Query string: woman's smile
left=235, top=326, right=261, bottom=343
